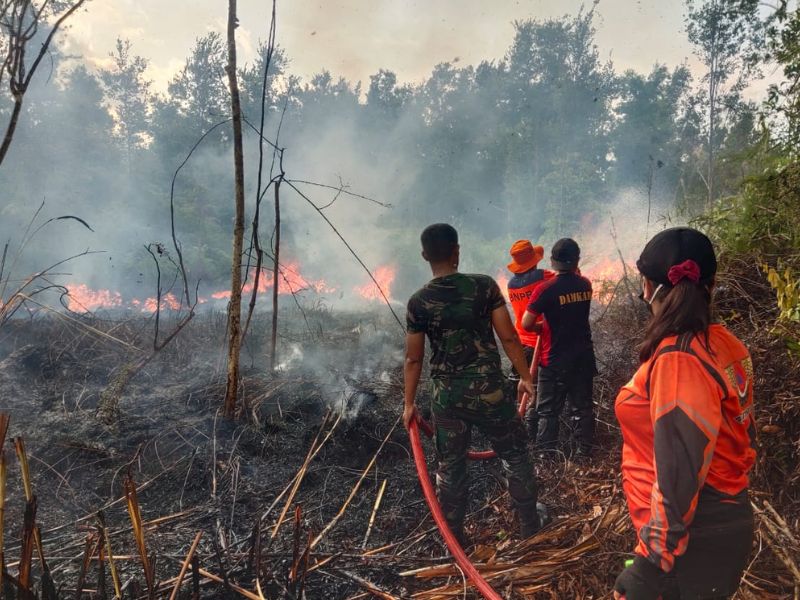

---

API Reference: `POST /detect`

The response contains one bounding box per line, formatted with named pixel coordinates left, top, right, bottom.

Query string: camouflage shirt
left=406, top=273, right=505, bottom=380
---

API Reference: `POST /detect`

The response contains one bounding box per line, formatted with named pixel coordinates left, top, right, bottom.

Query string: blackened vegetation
left=0, top=281, right=797, bottom=598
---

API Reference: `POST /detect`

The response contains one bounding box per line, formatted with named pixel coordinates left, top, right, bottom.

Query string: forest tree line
left=0, top=2, right=798, bottom=294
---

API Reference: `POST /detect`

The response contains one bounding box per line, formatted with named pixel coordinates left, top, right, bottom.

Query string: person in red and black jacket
left=505, top=240, right=554, bottom=437
left=613, top=227, right=756, bottom=600
left=521, top=238, right=597, bottom=457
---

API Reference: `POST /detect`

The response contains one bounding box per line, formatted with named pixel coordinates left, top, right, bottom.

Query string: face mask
left=638, top=281, right=664, bottom=312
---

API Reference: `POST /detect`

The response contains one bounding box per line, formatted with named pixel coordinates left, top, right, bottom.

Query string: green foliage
left=765, top=4, right=800, bottom=151
left=700, top=158, right=800, bottom=256
left=0, top=6, right=780, bottom=295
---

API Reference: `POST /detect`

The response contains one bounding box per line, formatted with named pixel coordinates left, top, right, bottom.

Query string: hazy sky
left=64, top=0, right=699, bottom=92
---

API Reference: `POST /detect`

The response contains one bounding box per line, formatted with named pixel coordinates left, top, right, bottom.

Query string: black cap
left=636, top=227, right=717, bottom=286
left=551, top=238, right=580, bottom=270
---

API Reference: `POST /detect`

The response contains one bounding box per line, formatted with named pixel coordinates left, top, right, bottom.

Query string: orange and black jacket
left=615, top=324, right=756, bottom=572
left=507, top=268, right=554, bottom=348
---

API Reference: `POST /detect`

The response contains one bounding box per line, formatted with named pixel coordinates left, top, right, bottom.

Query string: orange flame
left=65, top=284, right=122, bottom=312
left=583, top=258, right=628, bottom=283
left=495, top=272, right=510, bottom=301
left=582, top=258, right=635, bottom=304
left=211, top=261, right=334, bottom=300
left=355, top=266, right=395, bottom=301
left=141, top=293, right=182, bottom=312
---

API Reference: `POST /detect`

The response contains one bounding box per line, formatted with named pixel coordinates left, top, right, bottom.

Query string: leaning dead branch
left=362, top=478, right=388, bottom=549
left=0, top=0, right=89, bottom=167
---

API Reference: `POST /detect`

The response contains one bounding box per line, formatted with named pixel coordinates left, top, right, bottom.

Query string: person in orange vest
left=506, top=240, right=554, bottom=437
left=613, top=227, right=755, bottom=600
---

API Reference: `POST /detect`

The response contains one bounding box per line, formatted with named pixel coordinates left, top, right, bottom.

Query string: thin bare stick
left=74, top=535, right=100, bottom=600
left=96, top=513, right=122, bottom=599
left=284, top=180, right=404, bottom=330
left=168, top=531, right=203, bottom=600
left=311, top=417, right=399, bottom=550
left=287, top=179, right=391, bottom=208
left=361, top=479, right=388, bottom=549
left=271, top=411, right=331, bottom=540
left=327, top=569, right=400, bottom=600
left=258, top=410, right=342, bottom=528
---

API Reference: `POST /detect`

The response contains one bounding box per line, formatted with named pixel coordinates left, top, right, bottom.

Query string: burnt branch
left=284, top=180, right=404, bottom=331
left=0, top=0, right=89, bottom=167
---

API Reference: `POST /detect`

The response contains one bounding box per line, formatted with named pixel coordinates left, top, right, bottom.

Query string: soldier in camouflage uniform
left=403, top=223, right=542, bottom=543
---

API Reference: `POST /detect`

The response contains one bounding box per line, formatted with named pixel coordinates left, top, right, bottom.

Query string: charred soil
left=0, top=289, right=797, bottom=599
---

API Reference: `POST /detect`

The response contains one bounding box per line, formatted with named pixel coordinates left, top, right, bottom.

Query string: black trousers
left=531, top=350, right=596, bottom=454
left=661, top=493, right=754, bottom=600
left=508, top=344, right=535, bottom=379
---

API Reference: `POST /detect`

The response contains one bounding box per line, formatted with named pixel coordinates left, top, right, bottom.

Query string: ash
left=0, top=295, right=796, bottom=598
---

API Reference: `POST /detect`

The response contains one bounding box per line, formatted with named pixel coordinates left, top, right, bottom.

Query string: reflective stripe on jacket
left=615, top=324, right=756, bottom=572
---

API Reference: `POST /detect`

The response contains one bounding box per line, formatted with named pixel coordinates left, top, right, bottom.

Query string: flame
left=65, top=284, right=123, bottom=312
left=583, top=258, right=628, bottom=283
left=210, top=261, right=334, bottom=300
left=355, top=266, right=395, bottom=301
left=141, top=293, right=182, bottom=312
left=63, top=262, right=334, bottom=314
left=582, top=258, right=635, bottom=304
left=495, top=272, right=510, bottom=301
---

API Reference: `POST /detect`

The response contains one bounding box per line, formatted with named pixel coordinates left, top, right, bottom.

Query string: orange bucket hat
left=508, top=240, right=544, bottom=274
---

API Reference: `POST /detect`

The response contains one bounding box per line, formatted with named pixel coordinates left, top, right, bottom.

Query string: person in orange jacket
left=505, top=240, right=553, bottom=437
left=613, top=227, right=756, bottom=600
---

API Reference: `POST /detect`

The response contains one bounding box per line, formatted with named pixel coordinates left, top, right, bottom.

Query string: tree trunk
left=0, top=97, right=23, bottom=168
left=708, top=74, right=715, bottom=207
left=223, top=0, right=246, bottom=418
left=270, top=180, right=281, bottom=370
left=707, top=19, right=718, bottom=208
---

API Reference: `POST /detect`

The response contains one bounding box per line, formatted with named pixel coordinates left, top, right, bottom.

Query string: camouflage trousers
left=431, top=376, right=539, bottom=539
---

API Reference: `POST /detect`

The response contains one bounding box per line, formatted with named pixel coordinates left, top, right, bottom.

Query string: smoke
left=272, top=324, right=402, bottom=420
left=0, top=8, right=692, bottom=321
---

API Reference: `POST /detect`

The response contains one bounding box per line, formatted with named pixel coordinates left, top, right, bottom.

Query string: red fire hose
left=416, top=337, right=541, bottom=461
left=407, top=338, right=542, bottom=599
left=408, top=418, right=503, bottom=600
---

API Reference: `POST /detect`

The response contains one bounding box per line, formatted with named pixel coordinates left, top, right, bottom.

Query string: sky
left=62, top=0, right=701, bottom=93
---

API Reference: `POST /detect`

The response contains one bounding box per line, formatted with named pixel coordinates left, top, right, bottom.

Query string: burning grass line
left=310, top=417, right=400, bottom=551
left=16, top=294, right=146, bottom=352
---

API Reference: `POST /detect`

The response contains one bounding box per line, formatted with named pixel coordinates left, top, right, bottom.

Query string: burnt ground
left=0, top=289, right=798, bottom=599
